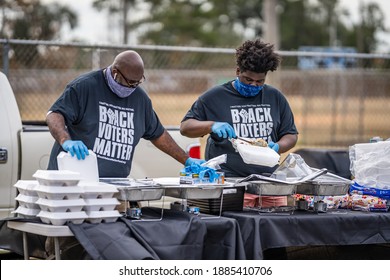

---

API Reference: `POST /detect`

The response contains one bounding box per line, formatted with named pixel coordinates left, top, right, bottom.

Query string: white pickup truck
left=0, top=71, right=201, bottom=219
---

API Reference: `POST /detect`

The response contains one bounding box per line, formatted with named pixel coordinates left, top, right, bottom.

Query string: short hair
left=235, top=39, right=281, bottom=73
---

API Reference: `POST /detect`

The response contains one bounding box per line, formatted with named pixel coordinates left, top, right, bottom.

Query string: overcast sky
left=42, top=0, right=390, bottom=52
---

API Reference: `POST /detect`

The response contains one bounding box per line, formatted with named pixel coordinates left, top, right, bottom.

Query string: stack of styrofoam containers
left=13, top=180, right=40, bottom=218
left=32, top=170, right=121, bottom=225
left=79, top=181, right=121, bottom=223
left=33, top=170, right=88, bottom=226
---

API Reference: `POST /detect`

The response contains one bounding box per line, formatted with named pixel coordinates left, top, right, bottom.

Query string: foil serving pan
left=228, top=177, right=298, bottom=196
left=164, top=185, right=226, bottom=199
left=116, top=187, right=164, bottom=201
left=100, top=178, right=164, bottom=201
left=244, top=181, right=297, bottom=196
left=296, top=177, right=351, bottom=196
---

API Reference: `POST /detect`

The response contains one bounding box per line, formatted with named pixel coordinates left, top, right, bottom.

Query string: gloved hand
left=211, top=122, right=236, bottom=139
left=268, top=141, right=279, bottom=153
left=62, top=140, right=89, bottom=160
left=185, top=157, right=206, bottom=167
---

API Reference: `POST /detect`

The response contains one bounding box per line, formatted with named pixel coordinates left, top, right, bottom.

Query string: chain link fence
left=1, top=39, right=390, bottom=149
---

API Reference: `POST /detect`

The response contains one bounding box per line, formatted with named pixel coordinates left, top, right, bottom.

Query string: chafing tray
left=296, top=174, right=352, bottom=196
left=99, top=178, right=164, bottom=201
left=231, top=168, right=327, bottom=196
left=226, top=177, right=297, bottom=196
left=244, top=181, right=297, bottom=196
left=163, top=184, right=232, bottom=199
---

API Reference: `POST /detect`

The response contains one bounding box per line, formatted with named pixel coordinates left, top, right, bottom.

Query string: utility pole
left=262, top=0, right=281, bottom=88
left=123, top=0, right=129, bottom=44
left=262, top=0, right=280, bottom=50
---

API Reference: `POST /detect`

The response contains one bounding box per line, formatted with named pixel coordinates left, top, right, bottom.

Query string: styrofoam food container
left=85, top=210, right=121, bottom=223
left=57, top=151, right=99, bottom=182
left=15, top=194, right=40, bottom=209
left=14, top=180, right=39, bottom=196
left=35, top=198, right=85, bottom=212
left=33, top=170, right=81, bottom=186
left=37, top=210, right=88, bottom=226
left=236, top=143, right=280, bottom=167
left=12, top=206, right=40, bottom=218
left=83, top=198, right=120, bottom=211
left=34, top=185, right=83, bottom=200
left=79, top=181, right=118, bottom=199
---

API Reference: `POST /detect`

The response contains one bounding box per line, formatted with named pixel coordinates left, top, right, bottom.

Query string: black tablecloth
left=0, top=208, right=246, bottom=260
left=0, top=217, right=47, bottom=259
left=223, top=209, right=390, bottom=260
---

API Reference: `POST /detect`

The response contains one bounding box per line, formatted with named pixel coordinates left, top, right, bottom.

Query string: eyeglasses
left=115, top=68, right=145, bottom=88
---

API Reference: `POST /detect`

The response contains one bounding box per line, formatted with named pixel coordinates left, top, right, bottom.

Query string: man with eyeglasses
left=46, top=50, right=204, bottom=178
left=180, top=39, right=298, bottom=208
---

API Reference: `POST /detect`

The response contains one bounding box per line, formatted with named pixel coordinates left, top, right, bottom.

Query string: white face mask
left=105, top=66, right=136, bottom=98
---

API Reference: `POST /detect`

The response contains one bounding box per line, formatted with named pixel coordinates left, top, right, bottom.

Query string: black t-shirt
left=182, top=81, right=298, bottom=177
left=47, top=69, right=165, bottom=177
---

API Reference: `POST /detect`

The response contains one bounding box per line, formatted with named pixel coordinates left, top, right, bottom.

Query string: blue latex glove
left=183, top=158, right=219, bottom=183
left=211, top=122, right=236, bottom=139
left=268, top=141, right=279, bottom=153
left=185, top=157, right=206, bottom=167
left=62, top=140, right=89, bottom=160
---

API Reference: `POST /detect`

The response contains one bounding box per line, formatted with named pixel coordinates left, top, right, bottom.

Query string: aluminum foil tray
left=164, top=185, right=227, bottom=199
left=244, top=181, right=297, bottom=196
left=296, top=176, right=352, bottom=196
left=33, top=170, right=81, bottom=186
left=100, top=178, right=163, bottom=201
left=116, top=187, right=164, bottom=201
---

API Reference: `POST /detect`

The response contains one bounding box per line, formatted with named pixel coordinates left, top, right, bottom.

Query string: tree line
left=0, top=0, right=387, bottom=53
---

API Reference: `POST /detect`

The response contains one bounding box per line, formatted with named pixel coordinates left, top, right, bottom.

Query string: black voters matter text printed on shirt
left=231, top=104, right=273, bottom=142
left=93, top=102, right=134, bottom=163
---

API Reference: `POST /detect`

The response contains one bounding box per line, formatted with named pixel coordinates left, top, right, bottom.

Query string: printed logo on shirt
left=93, top=102, right=134, bottom=164
left=231, top=104, right=273, bottom=142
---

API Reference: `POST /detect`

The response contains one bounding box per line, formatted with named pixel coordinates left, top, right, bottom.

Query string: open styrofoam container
left=236, top=143, right=280, bottom=167
left=79, top=181, right=118, bottom=199
left=85, top=210, right=121, bottom=223
left=37, top=210, right=88, bottom=226
left=34, top=185, right=83, bottom=200
left=15, top=194, right=40, bottom=209
left=14, top=180, right=39, bottom=196
left=57, top=150, right=99, bottom=182
left=83, top=198, right=120, bottom=211
left=33, top=170, right=81, bottom=186
left=12, top=206, right=40, bottom=218
left=35, top=198, right=85, bottom=212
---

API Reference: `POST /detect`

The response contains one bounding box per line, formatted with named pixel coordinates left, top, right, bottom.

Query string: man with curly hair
left=180, top=39, right=298, bottom=207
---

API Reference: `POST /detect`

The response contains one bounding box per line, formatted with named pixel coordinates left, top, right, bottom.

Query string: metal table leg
left=54, top=237, right=61, bottom=260
left=22, top=232, right=29, bottom=260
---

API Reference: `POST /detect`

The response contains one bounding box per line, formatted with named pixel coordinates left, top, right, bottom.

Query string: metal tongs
left=236, top=168, right=328, bottom=185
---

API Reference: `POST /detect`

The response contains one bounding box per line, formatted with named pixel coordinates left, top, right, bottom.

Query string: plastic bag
left=202, top=154, right=227, bottom=170
left=349, top=140, right=390, bottom=188
left=272, top=153, right=313, bottom=180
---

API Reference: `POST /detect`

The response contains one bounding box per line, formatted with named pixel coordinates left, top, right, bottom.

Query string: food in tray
left=235, top=137, right=268, bottom=147
left=252, top=138, right=268, bottom=147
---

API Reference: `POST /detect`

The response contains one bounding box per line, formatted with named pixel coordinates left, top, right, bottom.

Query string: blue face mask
left=105, top=66, right=136, bottom=98
left=234, top=77, right=263, bottom=97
